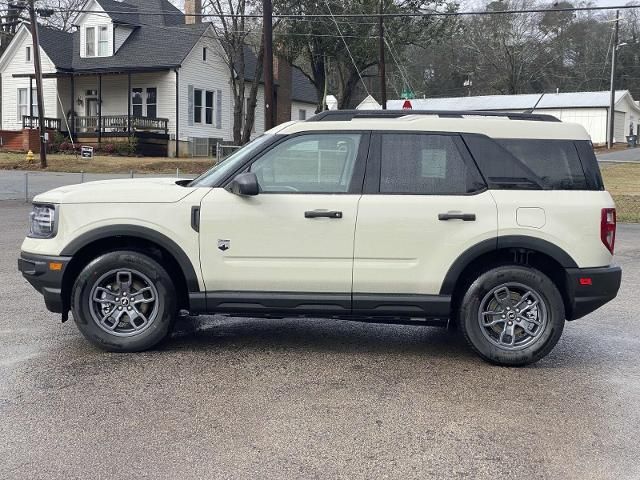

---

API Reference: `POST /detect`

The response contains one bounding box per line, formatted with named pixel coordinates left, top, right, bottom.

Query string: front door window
left=249, top=134, right=362, bottom=193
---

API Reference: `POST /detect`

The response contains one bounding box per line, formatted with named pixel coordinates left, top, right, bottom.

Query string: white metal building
left=384, top=91, right=640, bottom=145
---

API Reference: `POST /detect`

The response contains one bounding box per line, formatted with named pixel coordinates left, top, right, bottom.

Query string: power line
left=323, top=0, right=371, bottom=98
left=3, top=3, right=640, bottom=19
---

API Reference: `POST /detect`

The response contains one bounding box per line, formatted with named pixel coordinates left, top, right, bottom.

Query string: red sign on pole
left=402, top=99, right=412, bottom=110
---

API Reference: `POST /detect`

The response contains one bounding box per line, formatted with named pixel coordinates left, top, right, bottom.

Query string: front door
left=198, top=132, right=369, bottom=314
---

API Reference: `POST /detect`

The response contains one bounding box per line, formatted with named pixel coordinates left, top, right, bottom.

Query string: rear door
left=352, top=132, right=498, bottom=315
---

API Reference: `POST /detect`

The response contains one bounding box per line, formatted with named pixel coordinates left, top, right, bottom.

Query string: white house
left=385, top=91, right=640, bottom=145
left=0, top=0, right=317, bottom=156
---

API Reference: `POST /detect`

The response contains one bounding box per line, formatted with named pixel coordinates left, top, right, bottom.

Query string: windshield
left=189, top=135, right=276, bottom=187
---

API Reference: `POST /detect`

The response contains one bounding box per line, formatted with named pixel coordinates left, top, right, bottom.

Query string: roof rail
left=307, top=109, right=561, bottom=122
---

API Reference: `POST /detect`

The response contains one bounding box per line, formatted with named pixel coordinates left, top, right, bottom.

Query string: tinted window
left=250, top=134, right=361, bottom=193
left=497, top=139, right=588, bottom=190
left=380, top=134, right=485, bottom=194
left=574, top=140, right=604, bottom=190
left=463, top=134, right=544, bottom=190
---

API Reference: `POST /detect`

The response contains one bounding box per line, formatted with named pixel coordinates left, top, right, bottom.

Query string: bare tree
left=203, top=0, right=264, bottom=144
left=40, top=0, right=86, bottom=31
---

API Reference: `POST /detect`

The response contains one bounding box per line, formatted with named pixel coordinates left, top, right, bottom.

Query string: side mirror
left=229, top=172, right=259, bottom=196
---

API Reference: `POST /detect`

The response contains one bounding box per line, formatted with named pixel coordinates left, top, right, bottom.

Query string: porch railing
left=74, top=115, right=169, bottom=134
left=22, top=115, right=61, bottom=131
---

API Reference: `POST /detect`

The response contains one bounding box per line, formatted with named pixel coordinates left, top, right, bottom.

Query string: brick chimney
left=184, top=0, right=202, bottom=24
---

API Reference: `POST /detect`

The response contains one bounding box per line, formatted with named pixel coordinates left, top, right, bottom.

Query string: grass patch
left=601, top=162, right=640, bottom=222
left=0, top=152, right=214, bottom=175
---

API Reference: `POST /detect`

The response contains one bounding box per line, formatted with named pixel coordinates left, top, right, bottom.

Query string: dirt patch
left=0, top=152, right=214, bottom=175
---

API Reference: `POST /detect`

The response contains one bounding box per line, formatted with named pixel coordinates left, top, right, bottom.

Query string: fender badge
left=218, top=239, right=230, bottom=251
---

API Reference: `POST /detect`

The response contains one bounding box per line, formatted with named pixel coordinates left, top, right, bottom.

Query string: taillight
left=601, top=208, right=616, bottom=254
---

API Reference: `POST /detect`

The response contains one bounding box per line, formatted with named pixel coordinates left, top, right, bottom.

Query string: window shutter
left=187, top=85, right=194, bottom=126
left=216, top=89, right=222, bottom=129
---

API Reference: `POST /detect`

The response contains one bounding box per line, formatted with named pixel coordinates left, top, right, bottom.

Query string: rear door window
left=379, top=133, right=486, bottom=194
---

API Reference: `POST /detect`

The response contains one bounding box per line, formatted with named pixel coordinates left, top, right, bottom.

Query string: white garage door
left=614, top=111, right=626, bottom=143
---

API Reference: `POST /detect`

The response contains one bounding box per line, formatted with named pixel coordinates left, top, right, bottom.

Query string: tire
left=71, top=250, right=177, bottom=352
left=458, top=265, right=565, bottom=366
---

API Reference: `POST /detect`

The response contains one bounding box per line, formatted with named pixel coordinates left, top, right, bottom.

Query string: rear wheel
left=459, top=265, right=565, bottom=366
left=71, top=250, right=176, bottom=352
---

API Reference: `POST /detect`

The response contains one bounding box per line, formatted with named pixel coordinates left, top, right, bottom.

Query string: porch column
left=175, top=68, right=179, bottom=158
left=127, top=72, right=131, bottom=135
left=29, top=77, right=34, bottom=119
left=70, top=75, right=75, bottom=138
left=97, top=74, right=102, bottom=144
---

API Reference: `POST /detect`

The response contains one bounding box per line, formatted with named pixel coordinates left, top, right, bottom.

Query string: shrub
left=101, top=143, right=116, bottom=154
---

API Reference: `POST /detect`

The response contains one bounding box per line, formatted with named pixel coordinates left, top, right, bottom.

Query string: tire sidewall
left=71, top=250, right=176, bottom=352
left=460, top=265, right=565, bottom=366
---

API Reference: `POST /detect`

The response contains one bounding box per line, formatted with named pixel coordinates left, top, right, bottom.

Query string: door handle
left=438, top=212, right=476, bottom=221
left=305, top=210, right=343, bottom=219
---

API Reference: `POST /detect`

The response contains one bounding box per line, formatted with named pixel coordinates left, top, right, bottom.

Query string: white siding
left=291, top=101, right=315, bottom=121
left=78, top=0, right=114, bottom=58
left=0, top=29, right=58, bottom=130
left=614, top=111, right=626, bottom=143
left=535, top=108, right=608, bottom=145
left=179, top=33, right=265, bottom=142
left=71, top=71, right=176, bottom=128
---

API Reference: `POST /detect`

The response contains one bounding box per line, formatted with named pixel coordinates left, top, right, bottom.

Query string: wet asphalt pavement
left=1, top=200, right=639, bottom=479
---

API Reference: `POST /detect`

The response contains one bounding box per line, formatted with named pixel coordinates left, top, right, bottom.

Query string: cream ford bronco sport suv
left=18, top=110, right=621, bottom=366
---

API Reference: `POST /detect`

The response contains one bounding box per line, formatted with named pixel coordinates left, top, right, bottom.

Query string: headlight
left=28, top=204, right=57, bottom=238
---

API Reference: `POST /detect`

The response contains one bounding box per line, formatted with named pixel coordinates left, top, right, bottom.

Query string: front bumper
left=18, top=251, right=71, bottom=314
left=565, top=265, right=622, bottom=320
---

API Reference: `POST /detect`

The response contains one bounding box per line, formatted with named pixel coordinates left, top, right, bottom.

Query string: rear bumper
left=565, top=265, right=622, bottom=320
left=18, top=252, right=70, bottom=314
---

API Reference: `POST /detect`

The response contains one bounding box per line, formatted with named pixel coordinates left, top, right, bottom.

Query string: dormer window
left=98, top=26, right=109, bottom=56
left=85, top=25, right=109, bottom=57
left=85, top=27, right=95, bottom=56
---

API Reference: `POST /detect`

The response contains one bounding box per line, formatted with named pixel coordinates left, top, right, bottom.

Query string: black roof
left=38, top=27, right=74, bottom=70
left=291, top=67, right=316, bottom=104
left=308, top=110, right=561, bottom=122
left=36, top=0, right=203, bottom=73
left=34, top=0, right=318, bottom=102
left=70, top=23, right=209, bottom=72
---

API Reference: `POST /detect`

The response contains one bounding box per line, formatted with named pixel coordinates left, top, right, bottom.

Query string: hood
left=33, top=177, right=199, bottom=204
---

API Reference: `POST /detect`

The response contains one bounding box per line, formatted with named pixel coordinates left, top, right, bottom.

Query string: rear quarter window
left=463, top=134, right=600, bottom=190
left=497, top=139, right=588, bottom=190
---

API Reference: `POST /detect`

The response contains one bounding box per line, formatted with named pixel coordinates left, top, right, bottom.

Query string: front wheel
left=459, top=265, right=565, bottom=366
left=71, top=250, right=177, bottom=352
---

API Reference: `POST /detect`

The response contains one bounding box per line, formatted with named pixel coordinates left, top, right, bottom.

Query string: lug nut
left=118, top=306, right=123, bottom=311
left=127, top=306, right=131, bottom=311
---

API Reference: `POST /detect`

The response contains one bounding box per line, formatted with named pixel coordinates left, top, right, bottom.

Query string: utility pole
left=608, top=10, right=620, bottom=150
left=28, top=0, right=47, bottom=167
left=263, top=0, right=274, bottom=130
left=378, top=0, right=387, bottom=110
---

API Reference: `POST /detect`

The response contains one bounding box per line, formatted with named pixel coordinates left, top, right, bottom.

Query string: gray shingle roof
left=38, top=0, right=200, bottom=72
left=291, top=67, right=316, bottom=104
left=38, top=27, right=74, bottom=70
left=70, top=23, right=209, bottom=72
left=94, top=0, right=140, bottom=25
